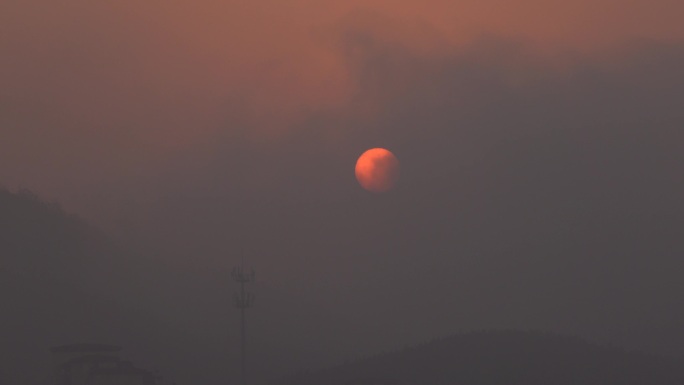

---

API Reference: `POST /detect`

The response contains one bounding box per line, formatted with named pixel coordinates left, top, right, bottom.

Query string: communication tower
left=232, top=263, right=254, bottom=385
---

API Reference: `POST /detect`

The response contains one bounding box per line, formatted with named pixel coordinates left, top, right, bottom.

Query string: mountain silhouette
left=277, top=330, right=683, bottom=385
left=0, top=189, right=163, bottom=384
left=4, top=189, right=683, bottom=385
left=0, top=189, right=345, bottom=385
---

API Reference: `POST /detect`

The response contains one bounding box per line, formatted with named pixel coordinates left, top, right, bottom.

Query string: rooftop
left=50, top=343, right=122, bottom=353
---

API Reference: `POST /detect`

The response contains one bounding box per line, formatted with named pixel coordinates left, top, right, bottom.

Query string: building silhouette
left=51, top=344, right=157, bottom=385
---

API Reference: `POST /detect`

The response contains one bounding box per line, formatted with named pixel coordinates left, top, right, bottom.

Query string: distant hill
left=4, top=190, right=683, bottom=385
left=277, top=330, right=683, bottom=385
left=0, top=189, right=156, bottom=385
left=1, top=189, right=114, bottom=301
left=0, top=189, right=285, bottom=385
left=0, top=188, right=351, bottom=385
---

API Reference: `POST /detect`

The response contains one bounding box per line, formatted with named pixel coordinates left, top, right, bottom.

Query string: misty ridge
left=3, top=184, right=683, bottom=385
left=279, top=331, right=683, bottom=385
left=0, top=189, right=159, bottom=384
left=3, top=185, right=684, bottom=385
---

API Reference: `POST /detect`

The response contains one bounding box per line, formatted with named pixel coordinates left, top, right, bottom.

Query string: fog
left=2, top=2, right=684, bottom=385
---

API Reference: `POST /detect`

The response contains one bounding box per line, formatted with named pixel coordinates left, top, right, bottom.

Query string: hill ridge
left=277, top=330, right=683, bottom=385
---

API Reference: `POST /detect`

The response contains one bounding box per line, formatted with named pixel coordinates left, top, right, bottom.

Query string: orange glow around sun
left=355, top=148, right=400, bottom=193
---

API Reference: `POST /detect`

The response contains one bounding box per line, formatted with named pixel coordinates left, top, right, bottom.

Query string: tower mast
left=232, top=262, right=254, bottom=385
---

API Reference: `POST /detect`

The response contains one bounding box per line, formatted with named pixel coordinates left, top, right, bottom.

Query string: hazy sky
left=3, top=1, right=684, bottom=384
left=3, top=0, right=684, bottom=217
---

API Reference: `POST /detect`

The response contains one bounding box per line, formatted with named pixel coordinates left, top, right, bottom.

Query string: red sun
left=355, top=148, right=400, bottom=193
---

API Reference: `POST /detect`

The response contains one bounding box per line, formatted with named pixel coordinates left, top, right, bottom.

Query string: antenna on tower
left=232, top=259, right=254, bottom=385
